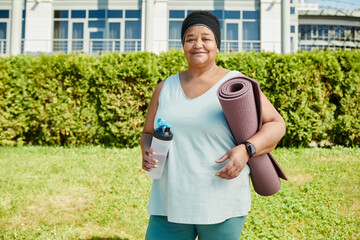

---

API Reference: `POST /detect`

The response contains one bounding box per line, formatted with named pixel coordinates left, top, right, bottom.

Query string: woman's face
left=183, top=25, right=218, bottom=67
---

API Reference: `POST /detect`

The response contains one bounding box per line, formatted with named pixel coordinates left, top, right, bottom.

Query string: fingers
left=216, top=163, right=243, bottom=179
left=142, top=148, right=159, bottom=172
left=216, top=157, right=245, bottom=180
left=216, top=163, right=240, bottom=180
left=215, top=152, right=238, bottom=179
left=144, top=148, right=155, bottom=156
left=142, top=157, right=158, bottom=171
left=215, top=152, right=229, bottom=163
left=215, top=145, right=249, bottom=179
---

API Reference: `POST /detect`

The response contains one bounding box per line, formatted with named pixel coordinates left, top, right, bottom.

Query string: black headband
left=181, top=14, right=221, bottom=50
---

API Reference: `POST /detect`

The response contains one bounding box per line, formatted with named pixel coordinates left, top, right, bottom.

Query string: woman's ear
left=217, top=49, right=219, bottom=53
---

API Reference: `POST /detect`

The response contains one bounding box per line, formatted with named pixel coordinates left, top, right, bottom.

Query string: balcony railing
left=0, top=39, right=306, bottom=56
left=298, top=38, right=360, bottom=51
left=0, top=40, right=7, bottom=56
left=53, top=39, right=142, bottom=55
left=167, top=39, right=263, bottom=52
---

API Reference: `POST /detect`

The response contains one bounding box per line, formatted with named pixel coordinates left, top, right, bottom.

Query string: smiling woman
left=182, top=26, right=218, bottom=70
left=140, top=10, right=286, bottom=240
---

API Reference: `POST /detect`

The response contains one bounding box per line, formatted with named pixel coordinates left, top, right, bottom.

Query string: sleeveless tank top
left=148, top=70, right=251, bottom=224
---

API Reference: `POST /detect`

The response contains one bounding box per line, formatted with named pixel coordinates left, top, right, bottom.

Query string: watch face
left=246, top=142, right=256, bottom=157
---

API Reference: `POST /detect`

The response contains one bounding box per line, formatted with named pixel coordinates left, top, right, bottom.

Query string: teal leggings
left=145, top=215, right=246, bottom=240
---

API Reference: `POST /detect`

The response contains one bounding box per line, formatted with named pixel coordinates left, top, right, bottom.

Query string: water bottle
left=146, top=118, right=173, bottom=179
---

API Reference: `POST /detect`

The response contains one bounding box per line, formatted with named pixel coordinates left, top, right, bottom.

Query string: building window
left=53, top=11, right=69, bottom=52
left=243, top=11, right=259, bottom=20
left=126, top=10, right=141, bottom=18
left=54, top=21, right=69, bottom=52
left=312, top=25, right=317, bottom=38
left=317, top=25, right=322, bottom=40
left=89, top=10, right=105, bottom=18
left=168, top=10, right=185, bottom=49
left=124, top=10, right=141, bottom=52
left=290, top=7, right=295, bottom=15
left=55, top=10, right=69, bottom=18
left=125, top=21, right=141, bottom=51
left=53, top=9, right=141, bottom=54
left=0, top=10, right=9, bottom=55
left=243, top=22, right=258, bottom=40
left=242, top=11, right=260, bottom=52
left=299, top=25, right=304, bottom=40
left=108, top=10, right=123, bottom=18
left=211, top=10, right=223, bottom=19
left=323, top=26, right=329, bottom=40
left=168, top=21, right=182, bottom=49
left=169, top=10, right=184, bottom=19
left=306, top=25, right=311, bottom=40
left=291, top=25, right=295, bottom=33
left=350, top=27, right=355, bottom=41
left=317, top=25, right=329, bottom=41
left=0, top=22, right=6, bottom=39
left=106, top=22, right=121, bottom=51
left=88, top=9, right=105, bottom=53
left=329, top=26, right=334, bottom=40
left=71, top=10, right=86, bottom=18
left=299, top=25, right=312, bottom=40
left=0, top=10, right=9, bottom=19
left=298, top=23, right=360, bottom=51
left=72, top=22, right=84, bottom=51
left=243, top=21, right=260, bottom=51
left=226, top=23, right=239, bottom=51
left=340, top=26, right=345, bottom=40
left=224, top=11, right=240, bottom=19
left=89, top=20, right=105, bottom=28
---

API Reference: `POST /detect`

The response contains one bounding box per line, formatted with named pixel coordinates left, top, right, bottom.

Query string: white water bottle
left=146, top=118, right=173, bottom=179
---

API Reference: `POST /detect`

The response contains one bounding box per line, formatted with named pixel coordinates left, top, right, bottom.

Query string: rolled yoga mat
left=217, top=76, right=287, bottom=196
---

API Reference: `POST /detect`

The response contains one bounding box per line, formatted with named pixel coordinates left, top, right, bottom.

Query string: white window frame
left=0, top=18, right=9, bottom=55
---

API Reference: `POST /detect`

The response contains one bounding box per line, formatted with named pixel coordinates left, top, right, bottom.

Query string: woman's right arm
left=140, top=80, right=165, bottom=172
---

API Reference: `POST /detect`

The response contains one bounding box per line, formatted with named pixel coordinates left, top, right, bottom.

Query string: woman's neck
left=185, top=62, right=218, bottom=80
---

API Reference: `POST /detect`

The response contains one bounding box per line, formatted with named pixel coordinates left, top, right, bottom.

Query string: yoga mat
left=217, top=76, right=287, bottom=196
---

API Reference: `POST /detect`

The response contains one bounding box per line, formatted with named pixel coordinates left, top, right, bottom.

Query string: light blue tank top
left=148, top=70, right=251, bottom=224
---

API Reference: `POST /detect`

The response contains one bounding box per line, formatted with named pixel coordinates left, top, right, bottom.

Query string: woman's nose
left=194, top=39, right=203, bottom=48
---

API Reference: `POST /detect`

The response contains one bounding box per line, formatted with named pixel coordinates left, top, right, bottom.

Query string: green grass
left=0, top=146, right=359, bottom=239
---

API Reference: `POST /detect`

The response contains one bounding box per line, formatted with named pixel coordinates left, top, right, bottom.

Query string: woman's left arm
left=246, top=91, right=286, bottom=156
left=215, top=91, right=286, bottom=180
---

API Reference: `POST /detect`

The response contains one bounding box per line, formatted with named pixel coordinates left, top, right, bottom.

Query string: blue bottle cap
left=153, top=118, right=173, bottom=141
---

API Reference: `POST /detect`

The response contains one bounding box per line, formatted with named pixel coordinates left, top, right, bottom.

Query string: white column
left=24, top=0, right=53, bottom=54
left=152, top=0, right=168, bottom=54
left=260, top=0, right=281, bottom=53
left=145, top=0, right=154, bottom=52
left=281, top=0, right=290, bottom=53
left=10, top=0, right=22, bottom=55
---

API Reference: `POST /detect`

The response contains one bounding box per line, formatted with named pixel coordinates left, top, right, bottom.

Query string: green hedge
left=0, top=50, right=359, bottom=147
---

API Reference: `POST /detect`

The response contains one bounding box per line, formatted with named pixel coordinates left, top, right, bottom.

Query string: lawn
left=0, top=146, right=359, bottom=239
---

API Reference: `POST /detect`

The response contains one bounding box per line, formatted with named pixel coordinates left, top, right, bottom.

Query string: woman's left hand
left=215, top=144, right=249, bottom=180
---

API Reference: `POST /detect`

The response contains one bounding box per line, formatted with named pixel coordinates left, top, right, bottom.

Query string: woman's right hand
left=142, top=148, right=159, bottom=172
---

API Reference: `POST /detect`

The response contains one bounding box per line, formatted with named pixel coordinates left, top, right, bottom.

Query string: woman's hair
left=181, top=10, right=221, bottom=49
left=186, top=10, right=220, bottom=26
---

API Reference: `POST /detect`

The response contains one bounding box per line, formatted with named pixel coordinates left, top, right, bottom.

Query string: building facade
left=297, top=8, right=360, bottom=50
left=0, top=0, right=359, bottom=56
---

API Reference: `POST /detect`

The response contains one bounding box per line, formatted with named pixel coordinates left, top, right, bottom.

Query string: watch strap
left=241, top=141, right=256, bottom=158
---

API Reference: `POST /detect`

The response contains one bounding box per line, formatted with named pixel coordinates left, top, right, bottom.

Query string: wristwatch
left=242, top=141, right=256, bottom=158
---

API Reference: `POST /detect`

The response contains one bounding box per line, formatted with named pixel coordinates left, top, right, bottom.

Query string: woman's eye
left=186, top=39, right=195, bottom=42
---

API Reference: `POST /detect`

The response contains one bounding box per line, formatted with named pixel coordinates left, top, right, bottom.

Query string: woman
left=140, top=10, right=285, bottom=240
